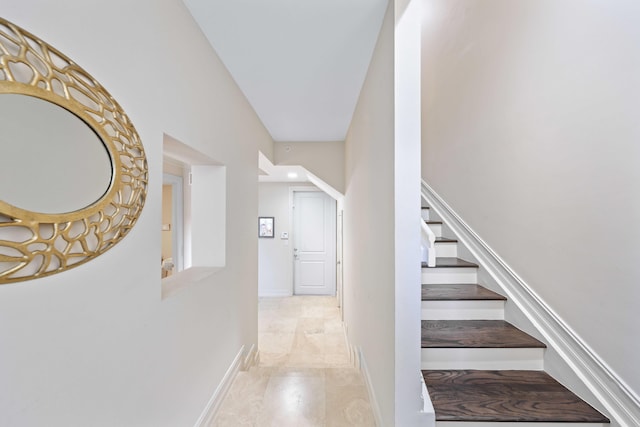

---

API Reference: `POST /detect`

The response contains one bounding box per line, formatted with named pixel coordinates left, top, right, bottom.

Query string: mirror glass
left=0, top=94, right=112, bottom=214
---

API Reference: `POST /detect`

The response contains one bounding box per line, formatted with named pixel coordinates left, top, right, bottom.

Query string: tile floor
left=211, top=296, right=376, bottom=427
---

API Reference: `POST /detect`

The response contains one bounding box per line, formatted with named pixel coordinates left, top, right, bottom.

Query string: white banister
left=421, top=219, right=436, bottom=267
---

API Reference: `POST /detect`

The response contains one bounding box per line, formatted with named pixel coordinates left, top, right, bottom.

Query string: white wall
left=343, top=1, right=426, bottom=424
left=258, top=183, right=322, bottom=296
left=258, top=183, right=294, bottom=296
left=343, top=1, right=396, bottom=424
left=394, top=0, right=432, bottom=425
left=0, top=1, right=273, bottom=425
left=422, top=0, right=640, bottom=398
left=274, top=141, right=346, bottom=193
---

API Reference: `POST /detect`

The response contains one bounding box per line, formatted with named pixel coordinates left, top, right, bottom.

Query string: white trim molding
left=343, top=323, right=383, bottom=427
left=193, top=346, right=246, bottom=427
left=357, top=347, right=384, bottom=427
left=421, top=180, right=640, bottom=427
left=243, top=344, right=259, bottom=370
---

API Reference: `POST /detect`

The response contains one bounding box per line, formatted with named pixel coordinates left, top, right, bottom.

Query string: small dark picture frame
left=258, top=217, right=274, bottom=238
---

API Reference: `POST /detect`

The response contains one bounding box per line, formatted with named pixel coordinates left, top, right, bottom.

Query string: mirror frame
left=0, top=17, right=148, bottom=284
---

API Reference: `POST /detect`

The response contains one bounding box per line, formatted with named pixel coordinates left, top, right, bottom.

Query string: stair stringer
left=421, top=180, right=640, bottom=427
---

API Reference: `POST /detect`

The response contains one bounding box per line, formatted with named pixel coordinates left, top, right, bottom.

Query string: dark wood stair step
left=422, top=320, right=546, bottom=348
left=422, top=369, right=610, bottom=423
left=422, top=257, right=478, bottom=269
left=422, top=284, right=506, bottom=301
left=435, top=236, right=457, bottom=243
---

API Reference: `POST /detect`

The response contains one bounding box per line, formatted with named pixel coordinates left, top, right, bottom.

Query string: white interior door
left=293, top=191, right=336, bottom=295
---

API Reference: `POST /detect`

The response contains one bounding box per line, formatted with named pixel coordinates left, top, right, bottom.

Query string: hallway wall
left=0, top=1, right=273, bottom=425
left=273, top=141, right=346, bottom=193
left=421, top=0, right=640, bottom=398
left=343, top=1, right=396, bottom=424
left=258, top=182, right=320, bottom=297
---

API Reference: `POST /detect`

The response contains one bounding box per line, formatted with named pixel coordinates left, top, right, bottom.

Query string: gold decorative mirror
left=0, top=17, right=148, bottom=284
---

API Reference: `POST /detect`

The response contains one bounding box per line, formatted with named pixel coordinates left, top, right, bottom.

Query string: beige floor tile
left=325, top=384, right=375, bottom=427
left=212, top=370, right=269, bottom=426
left=271, top=367, right=325, bottom=378
left=302, top=304, right=327, bottom=317
left=325, top=368, right=366, bottom=388
left=259, top=352, right=290, bottom=367
left=297, top=317, right=325, bottom=334
left=212, top=410, right=259, bottom=427
left=324, top=318, right=344, bottom=333
left=226, top=368, right=272, bottom=398
left=292, top=331, right=326, bottom=354
left=259, top=332, right=294, bottom=353
left=324, top=352, right=352, bottom=368
left=324, top=333, right=347, bottom=353
left=213, top=296, right=375, bottom=426
left=324, top=306, right=341, bottom=319
left=287, top=351, right=326, bottom=368
left=265, top=317, right=298, bottom=333
left=278, top=298, right=304, bottom=312
left=259, top=375, right=326, bottom=426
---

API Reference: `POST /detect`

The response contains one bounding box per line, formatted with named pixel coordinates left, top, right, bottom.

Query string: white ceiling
left=183, top=0, right=388, bottom=142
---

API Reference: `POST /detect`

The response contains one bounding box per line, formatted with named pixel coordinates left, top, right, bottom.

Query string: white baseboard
left=422, top=180, right=640, bottom=427
left=243, top=344, right=259, bottom=370
left=258, top=289, right=292, bottom=297
left=342, top=322, right=383, bottom=427
left=193, top=346, right=245, bottom=427
left=356, top=347, right=384, bottom=427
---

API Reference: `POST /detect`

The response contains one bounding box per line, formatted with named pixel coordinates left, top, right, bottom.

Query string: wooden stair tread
left=422, top=284, right=506, bottom=301
left=435, top=236, right=457, bottom=243
left=424, top=220, right=442, bottom=225
left=422, top=320, right=546, bottom=348
left=422, top=257, right=478, bottom=269
left=422, top=370, right=610, bottom=423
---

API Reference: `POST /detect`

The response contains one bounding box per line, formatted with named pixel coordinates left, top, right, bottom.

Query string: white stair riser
left=437, top=422, right=609, bottom=427
left=421, top=347, right=544, bottom=370
left=427, top=223, right=442, bottom=237
left=434, top=242, right=457, bottom=258
left=422, top=267, right=477, bottom=284
left=422, top=300, right=504, bottom=320
left=421, top=209, right=430, bottom=221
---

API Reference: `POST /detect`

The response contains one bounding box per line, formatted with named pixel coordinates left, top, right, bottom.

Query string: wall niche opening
left=161, top=134, right=226, bottom=298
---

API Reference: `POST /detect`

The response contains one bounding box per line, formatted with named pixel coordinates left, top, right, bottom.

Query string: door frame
left=337, top=207, right=344, bottom=319
left=288, top=186, right=337, bottom=296
left=162, top=173, right=184, bottom=274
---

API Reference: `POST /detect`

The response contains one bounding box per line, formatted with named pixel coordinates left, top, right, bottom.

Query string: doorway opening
left=161, top=173, right=184, bottom=278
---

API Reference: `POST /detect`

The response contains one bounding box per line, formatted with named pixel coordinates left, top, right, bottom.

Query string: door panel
left=298, top=261, right=325, bottom=287
left=293, top=191, right=336, bottom=295
left=299, top=197, right=324, bottom=251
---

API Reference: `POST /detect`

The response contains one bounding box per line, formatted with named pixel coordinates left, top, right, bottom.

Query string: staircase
left=420, top=206, right=610, bottom=426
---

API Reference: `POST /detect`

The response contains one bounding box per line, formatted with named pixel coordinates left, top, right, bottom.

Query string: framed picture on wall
left=258, top=217, right=274, bottom=238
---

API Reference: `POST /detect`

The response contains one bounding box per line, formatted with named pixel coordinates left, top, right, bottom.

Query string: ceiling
left=183, top=0, right=388, bottom=142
